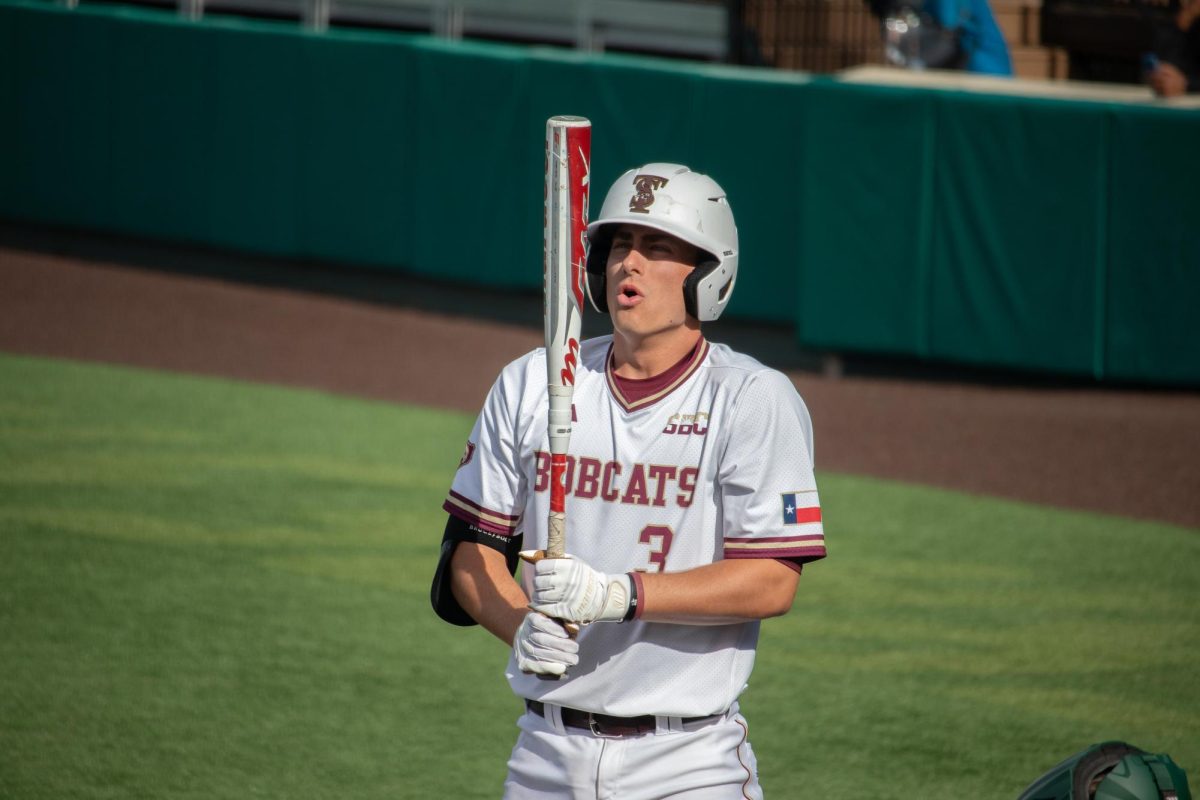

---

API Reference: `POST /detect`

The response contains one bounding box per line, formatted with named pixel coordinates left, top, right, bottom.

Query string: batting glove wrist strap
left=598, top=573, right=633, bottom=623
left=524, top=554, right=632, bottom=624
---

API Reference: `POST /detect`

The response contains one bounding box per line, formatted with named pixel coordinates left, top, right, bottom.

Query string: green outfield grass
left=1, top=353, right=1196, bottom=799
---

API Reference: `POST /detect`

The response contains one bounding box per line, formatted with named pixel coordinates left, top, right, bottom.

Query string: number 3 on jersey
left=638, top=525, right=674, bottom=572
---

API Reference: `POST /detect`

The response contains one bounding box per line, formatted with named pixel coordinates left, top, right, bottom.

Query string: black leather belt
left=525, top=700, right=722, bottom=737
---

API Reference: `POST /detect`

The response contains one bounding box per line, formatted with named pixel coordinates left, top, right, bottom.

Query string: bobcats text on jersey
left=533, top=450, right=698, bottom=507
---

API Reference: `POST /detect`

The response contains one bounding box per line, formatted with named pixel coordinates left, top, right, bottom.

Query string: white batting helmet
left=585, top=163, right=739, bottom=322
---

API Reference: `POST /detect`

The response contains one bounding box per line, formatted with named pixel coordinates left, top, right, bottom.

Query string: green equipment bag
left=1018, top=741, right=1191, bottom=800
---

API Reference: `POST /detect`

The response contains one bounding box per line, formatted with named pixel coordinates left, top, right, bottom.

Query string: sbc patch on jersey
left=781, top=491, right=819, bottom=525
left=458, top=441, right=476, bottom=470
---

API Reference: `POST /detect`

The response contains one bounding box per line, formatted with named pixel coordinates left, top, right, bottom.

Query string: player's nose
left=620, top=248, right=647, bottom=273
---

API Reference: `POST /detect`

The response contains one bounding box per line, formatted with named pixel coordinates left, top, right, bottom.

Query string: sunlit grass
left=1, top=353, right=1195, bottom=799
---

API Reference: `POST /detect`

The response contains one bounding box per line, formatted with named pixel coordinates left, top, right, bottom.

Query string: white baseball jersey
left=444, top=334, right=824, bottom=718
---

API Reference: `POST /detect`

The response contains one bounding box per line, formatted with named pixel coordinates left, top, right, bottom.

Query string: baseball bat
left=543, top=115, right=590, bottom=560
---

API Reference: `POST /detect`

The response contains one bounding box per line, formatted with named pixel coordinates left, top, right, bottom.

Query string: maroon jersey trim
left=443, top=491, right=519, bottom=536
left=724, top=532, right=826, bottom=562
left=605, top=338, right=709, bottom=413
left=725, top=547, right=827, bottom=563
left=726, top=534, right=824, bottom=545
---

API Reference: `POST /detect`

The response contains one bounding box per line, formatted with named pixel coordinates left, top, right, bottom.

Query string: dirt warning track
left=2, top=229, right=1197, bottom=529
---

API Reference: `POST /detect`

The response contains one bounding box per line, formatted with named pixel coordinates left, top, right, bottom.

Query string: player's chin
left=609, top=308, right=649, bottom=336
left=608, top=302, right=636, bottom=323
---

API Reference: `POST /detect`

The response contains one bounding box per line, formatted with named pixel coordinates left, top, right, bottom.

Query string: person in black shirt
left=1150, top=0, right=1200, bottom=96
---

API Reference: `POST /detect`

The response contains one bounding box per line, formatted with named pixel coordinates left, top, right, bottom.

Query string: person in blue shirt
left=869, top=0, right=1014, bottom=76
left=924, top=0, right=1014, bottom=75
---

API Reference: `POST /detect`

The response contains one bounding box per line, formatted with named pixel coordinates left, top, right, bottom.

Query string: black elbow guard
left=430, top=514, right=523, bottom=627
left=431, top=535, right=477, bottom=627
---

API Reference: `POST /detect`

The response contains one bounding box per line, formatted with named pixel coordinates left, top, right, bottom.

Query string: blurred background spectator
left=82, top=0, right=1193, bottom=92
left=867, top=0, right=1014, bottom=74
left=1148, top=0, right=1200, bottom=95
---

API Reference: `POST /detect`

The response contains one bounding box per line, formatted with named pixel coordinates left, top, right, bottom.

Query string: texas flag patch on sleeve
left=782, top=492, right=821, bottom=525
left=723, top=490, right=826, bottom=562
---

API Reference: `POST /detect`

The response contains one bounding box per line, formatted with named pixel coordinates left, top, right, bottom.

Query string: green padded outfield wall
left=1106, top=105, right=1200, bottom=385
left=0, top=0, right=811, bottom=326
left=1, top=0, right=1197, bottom=385
left=797, top=80, right=1199, bottom=384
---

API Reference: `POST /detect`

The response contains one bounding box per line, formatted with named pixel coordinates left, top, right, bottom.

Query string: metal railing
left=69, top=0, right=889, bottom=72
left=111, top=0, right=735, bottom=61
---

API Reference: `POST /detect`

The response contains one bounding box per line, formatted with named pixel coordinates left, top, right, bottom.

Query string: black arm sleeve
left=430, top=514, right=524, bottom=626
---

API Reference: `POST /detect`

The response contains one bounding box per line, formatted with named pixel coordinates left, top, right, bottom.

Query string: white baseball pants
left=503, top=702, right=764, bottom=800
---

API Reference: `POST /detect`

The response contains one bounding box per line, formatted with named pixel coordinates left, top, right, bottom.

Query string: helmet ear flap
left=586, top=269, right=607, bottom=314
left=585, top=228, right=611, bottom=314
left=683, top=259, right=725, bottom=322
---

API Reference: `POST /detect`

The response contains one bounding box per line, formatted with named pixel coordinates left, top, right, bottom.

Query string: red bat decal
left=560, top=337, right=580, bottom=386
left=567, top=128, right=590, bottom=313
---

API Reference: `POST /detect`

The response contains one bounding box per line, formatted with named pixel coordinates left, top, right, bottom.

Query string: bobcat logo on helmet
left=629, top=175, right=669, bottom=214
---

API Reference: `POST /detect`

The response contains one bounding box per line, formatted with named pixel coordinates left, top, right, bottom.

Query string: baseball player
left=431, top=164, right=825, bottom=799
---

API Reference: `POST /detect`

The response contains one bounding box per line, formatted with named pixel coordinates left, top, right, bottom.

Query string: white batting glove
left=522, top=552, right=633, bottom=624
left=513, top=612, right=580, bottom=677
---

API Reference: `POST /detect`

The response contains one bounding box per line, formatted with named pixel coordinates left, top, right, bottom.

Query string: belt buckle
left=586, top=712, right=607, bottom=737
left=586, top=712, right=624, bottom=739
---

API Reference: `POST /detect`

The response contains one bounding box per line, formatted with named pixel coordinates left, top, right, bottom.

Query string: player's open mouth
left=616, top=282, right=642, bottom=308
